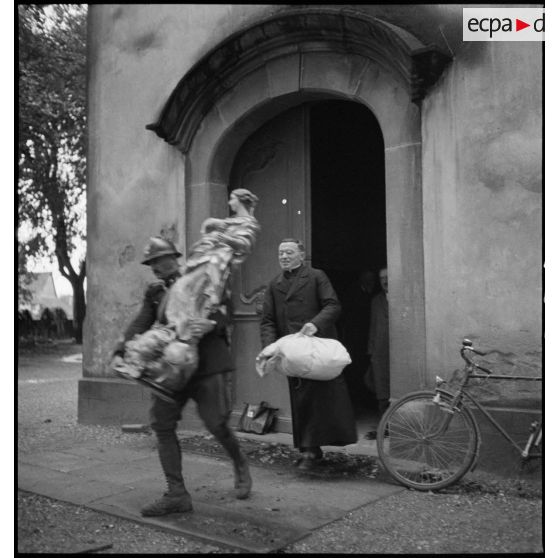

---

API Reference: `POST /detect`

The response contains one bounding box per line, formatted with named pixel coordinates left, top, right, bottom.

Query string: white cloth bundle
left=255, top=333, right=351, bottom=381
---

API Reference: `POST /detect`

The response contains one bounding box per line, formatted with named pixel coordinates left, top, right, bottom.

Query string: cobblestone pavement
left=17, top=342, right=544, bottom=554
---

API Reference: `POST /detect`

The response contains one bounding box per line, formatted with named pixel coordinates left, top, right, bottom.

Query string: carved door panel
left=229, top=105, right=310, bottom=428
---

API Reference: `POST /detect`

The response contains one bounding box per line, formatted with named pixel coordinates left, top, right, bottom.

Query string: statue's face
left=228, top=193, right=241, bottom=213
left=278, top=242, right=304, bottom=271
left=149, top=255, right=179, bottom=280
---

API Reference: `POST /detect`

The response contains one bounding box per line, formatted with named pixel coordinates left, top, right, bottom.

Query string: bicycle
left=376, top=338, right=542, bottom=491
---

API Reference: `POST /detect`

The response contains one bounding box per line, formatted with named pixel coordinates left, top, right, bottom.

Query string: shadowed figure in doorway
left=338, top=270, right=376, bottom=413
left=364, top=266, right=390, bottom=440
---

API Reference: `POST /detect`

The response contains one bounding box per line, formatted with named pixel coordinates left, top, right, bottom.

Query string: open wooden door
left=228, top=105, right=310, bottom=431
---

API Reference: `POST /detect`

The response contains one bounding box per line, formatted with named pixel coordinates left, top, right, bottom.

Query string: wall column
left=384, top=142, right=427, bottom=397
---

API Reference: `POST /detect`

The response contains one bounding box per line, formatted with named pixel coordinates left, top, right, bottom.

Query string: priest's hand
left=300, top=322, right=317, bottom=336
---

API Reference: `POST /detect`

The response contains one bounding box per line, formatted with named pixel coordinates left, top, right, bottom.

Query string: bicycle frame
left=460, top=385, right=541, bottom=456
left=434, top=344, right=542, bottom=458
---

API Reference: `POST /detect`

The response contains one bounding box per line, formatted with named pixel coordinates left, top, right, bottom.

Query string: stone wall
left=84, top=5, right=278, bottom=377
left=421, top=40, right=542, bottom=403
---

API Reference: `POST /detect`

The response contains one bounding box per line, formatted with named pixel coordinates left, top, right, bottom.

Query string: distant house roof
left=19, top=272, right=73, bottom=319
left=29, top=272, right=57, bottom=298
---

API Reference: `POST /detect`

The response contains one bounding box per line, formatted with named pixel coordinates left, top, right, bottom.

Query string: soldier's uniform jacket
left=113, top=271, right=233, bottom=378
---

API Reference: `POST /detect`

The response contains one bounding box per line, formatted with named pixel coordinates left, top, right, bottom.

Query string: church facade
left=80, top=5, right=542, bottom=445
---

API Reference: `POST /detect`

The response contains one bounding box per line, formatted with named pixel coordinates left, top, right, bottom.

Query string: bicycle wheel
left=377, top=390, right=480, bottom=491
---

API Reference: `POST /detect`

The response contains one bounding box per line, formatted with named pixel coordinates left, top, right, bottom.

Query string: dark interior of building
left=310, top=100, right=387, bottom=425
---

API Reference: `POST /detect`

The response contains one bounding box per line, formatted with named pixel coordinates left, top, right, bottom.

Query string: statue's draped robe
left=123, top=215, right=259, bottom=394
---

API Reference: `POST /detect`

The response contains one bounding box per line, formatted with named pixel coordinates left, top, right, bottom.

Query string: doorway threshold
left=177, top=418, right=380, bottom=459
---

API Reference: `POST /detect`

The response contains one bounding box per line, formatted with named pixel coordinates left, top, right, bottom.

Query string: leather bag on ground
left=237, top=401, right=278, bottom=434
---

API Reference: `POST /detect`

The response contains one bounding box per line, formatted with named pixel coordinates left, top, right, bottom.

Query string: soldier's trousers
left=149, top=371, right=244, bottom=494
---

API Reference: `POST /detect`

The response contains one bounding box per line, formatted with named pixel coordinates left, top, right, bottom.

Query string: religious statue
left=115, top=189, right=259, bottom=400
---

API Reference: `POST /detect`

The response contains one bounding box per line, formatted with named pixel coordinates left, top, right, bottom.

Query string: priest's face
left=278, top=242, right=304, bottom=271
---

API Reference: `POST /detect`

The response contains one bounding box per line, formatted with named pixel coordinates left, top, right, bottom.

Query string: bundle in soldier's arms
left=114, top=209, right=259, bottom=400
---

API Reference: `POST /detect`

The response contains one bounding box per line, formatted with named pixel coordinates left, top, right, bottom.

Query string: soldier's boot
left=233, top=455, right=252, bottom=500
left=213, top=425, right=252, bottom=499
left=140, top=487, right=193, bottom=517
left=141, top=430, right=194, bottom=517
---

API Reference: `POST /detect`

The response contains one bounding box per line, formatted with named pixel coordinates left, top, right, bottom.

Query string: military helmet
left=141, top=237, right=182, bottom=265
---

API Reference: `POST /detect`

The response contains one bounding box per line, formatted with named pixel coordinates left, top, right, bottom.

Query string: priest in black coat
left=260, top=238, right=357, bottom=470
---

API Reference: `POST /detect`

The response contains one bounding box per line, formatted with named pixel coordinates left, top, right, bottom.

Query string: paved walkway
left=18, top=431, right=403, bottom=553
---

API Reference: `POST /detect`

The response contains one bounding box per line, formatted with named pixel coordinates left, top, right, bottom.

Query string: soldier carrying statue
left=110, top=188, right=259, bottom=517
left=112, top=188, right=260, bottom=401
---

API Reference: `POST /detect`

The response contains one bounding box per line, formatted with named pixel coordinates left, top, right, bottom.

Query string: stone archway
left=147, top=9, right=452, bottom=397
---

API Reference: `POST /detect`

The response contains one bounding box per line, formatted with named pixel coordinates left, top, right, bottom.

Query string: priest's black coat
left=260, top=265, right=357, bottom=449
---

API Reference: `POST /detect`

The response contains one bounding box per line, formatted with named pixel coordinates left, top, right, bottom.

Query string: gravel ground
left=18, top=490, right=231, bottom=554
left=18, top=341, right=544, bottom=554
left=18, top=342, right=230, bottom=554
left=284, top=489, right=543, bottom=554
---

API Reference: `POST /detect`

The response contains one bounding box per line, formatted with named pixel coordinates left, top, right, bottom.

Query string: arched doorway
left=226, top=99, right=386, bottom=431
left=182, top=58, right=427, bottom=430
